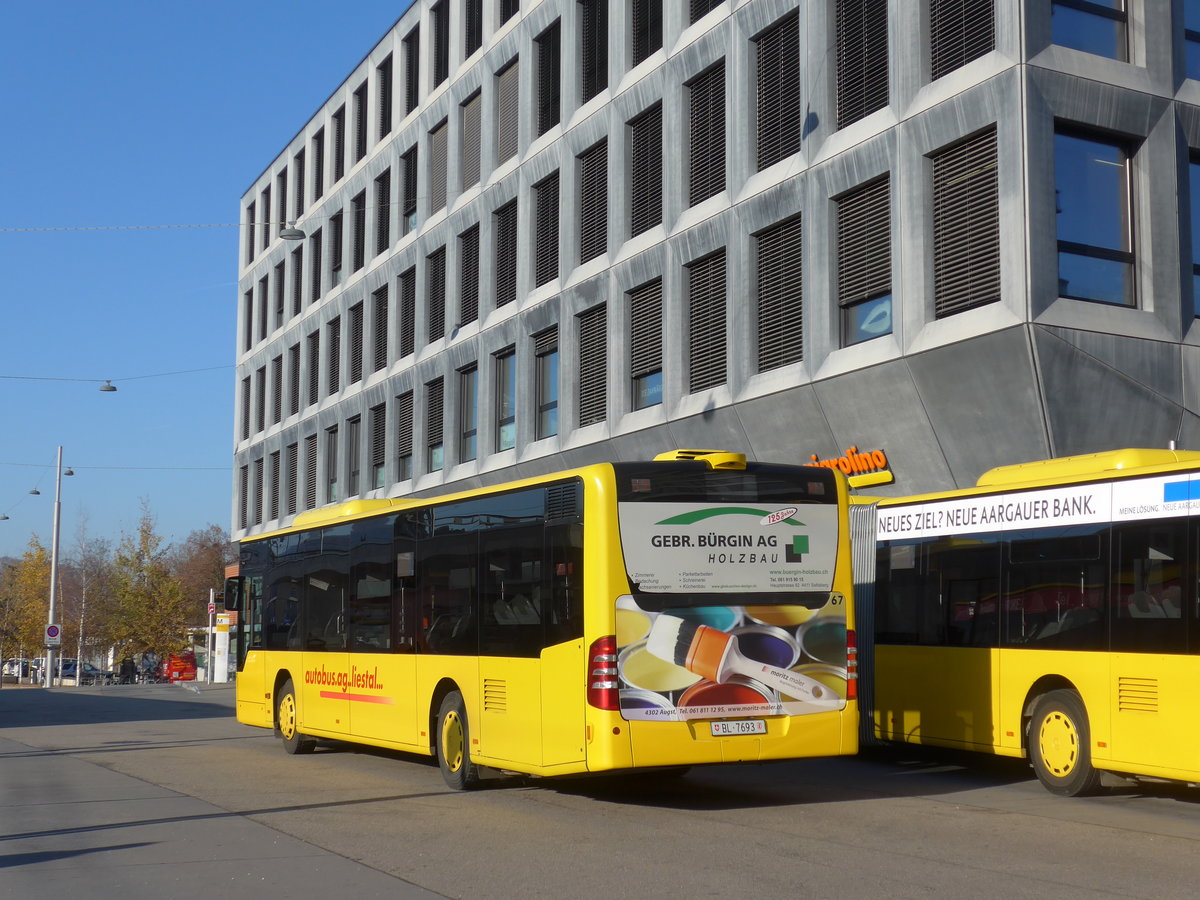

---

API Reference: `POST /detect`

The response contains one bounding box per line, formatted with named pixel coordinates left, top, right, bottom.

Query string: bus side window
left=480, top=526, right=543, bottom=658
left=1004, top=526, right=1107, bottom=651
left=1112, top=520, right=1187, bottom=654
left=544, top=523, right=583, bottom=645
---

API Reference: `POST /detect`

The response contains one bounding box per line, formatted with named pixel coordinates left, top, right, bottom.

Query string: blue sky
left=1, top=1, right=413, bottom=559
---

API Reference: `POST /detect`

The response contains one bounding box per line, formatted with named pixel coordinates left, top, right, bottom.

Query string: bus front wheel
left=1029, top=689, right=1101, bottom=797
left=277, top=679, right=316, bottom=755
left=436, top=691, right=480, bottom=790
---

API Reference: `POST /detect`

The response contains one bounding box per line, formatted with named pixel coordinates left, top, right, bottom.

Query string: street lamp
left=44, top=446, right=73, bottom=688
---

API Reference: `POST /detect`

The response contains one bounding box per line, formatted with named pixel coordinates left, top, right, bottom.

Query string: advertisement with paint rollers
left=615, top=502, right=848, bottom=722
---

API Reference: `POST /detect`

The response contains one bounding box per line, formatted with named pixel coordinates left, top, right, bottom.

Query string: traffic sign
left=45, top=623, right=62, bottom=648
left=208, top=601, right=216, bottom=615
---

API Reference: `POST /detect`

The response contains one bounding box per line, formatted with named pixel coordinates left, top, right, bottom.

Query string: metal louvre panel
left=261, top=187, right=271, bottom=249
left=837, top=176, right=890, bottom=306
left=579, top=140, right=607, bottom=263
left=461, top=92, right=481, bottom=188
left=327, top=317, right=341, bottom=395
left=304, top=433, right=318, bottom=510
left=255, top=367, right=266, bottom=433
left=836, top=0, right=889, bottom=129
left=252, top=459, right=264, bottom=525
left=333, top=107, right=345, bottom=180
left=238, top=466, right=248, bottom=528
left=276, top=170, right=288, bottom=239
left=307, top=331, right=320, bottom=405
left=241, top=377, right=251, bottom=440
left=427, top=247, right=447, bottom=343
left=756, top=11, right=800, bottom=171
left=691, top=0, right=720, bottom=22
left=286, top=443, right=298, bottom=516
left=534, top=324, right=558, bottom=356
left=349, top=302, right=364, bottom=384
left=313, top=130, right=325, bottom=199
left=271, top=355, right=283, bottom=424
left=351, top=192, right=366, bottom=271
left=274, top=261, right=285, bottom=324
left=309, top=230, right=322, bottom=303
left=430, top=120, right=448, bottom=213
left=756, top=215, right=803, bottom=371
left=688, top=61, right=725, bottom=206
left=933, top=126, right=1000, bottom=317
left=465, top=0, right=483, bottom=56
left=404, top=29, right=420, bottom=114
left=580, top=0, right=608, bottom=103
left=687, top=249, right=727, bottom=392
left=535, top=170, right=560, bottom=286
left=377, top=55, right=393, bottom=138
left=432, top=0, right=449, bottom=86
left=370, top=403, right=386, bottom=468
left=537, top=22, right=561, bottom=135
left=399, top=268, right=416, bottom=357
left=577, top=303, right=607, bottom=426
left=372, top=285, right=388, bottom=371
left=331, top=211, right=344, bottom=277
left=396, top=391, right=414, bottom=455
left=931, top=0, right=994, bottom=80
left=288, top=344, right=300, bottom=416
left=427, top=378, right=445, bottom=443
left=497, top=59, right=519, bottom=162
left=245, top=202, right=255, bottom=263
left=294, top=149, right=305, bottom=219
left=630, top=103, right=662, bottom=236
left=402, top=146, right=418, bottom=231
left=629, top=278, right=662, bottom=378
left=269, top=451, right=280, bottom=520
left=375, top=170, right=391, bottom=256
left=495, top=201, right=518, bottom=306
left=353, top=82, right=368, bottom=161
left=291, top=246, right=303, bottom=315
left=632, top=0, right=662, bottom=66
left=500, top=0, right=519, bottom=24
left=460, top=224, right=480, bottom=324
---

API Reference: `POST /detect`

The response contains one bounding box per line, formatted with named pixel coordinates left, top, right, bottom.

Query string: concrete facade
left=233, top=0, right=1200, bottom=542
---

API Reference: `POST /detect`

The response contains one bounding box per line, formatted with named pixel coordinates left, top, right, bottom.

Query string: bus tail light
left=587, top=635, right=620, bottom=710
left=845, top=629, right=858, bottom=701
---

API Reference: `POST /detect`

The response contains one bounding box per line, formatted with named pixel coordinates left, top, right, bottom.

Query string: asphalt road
left=3, top=682, right=1200, bottom=899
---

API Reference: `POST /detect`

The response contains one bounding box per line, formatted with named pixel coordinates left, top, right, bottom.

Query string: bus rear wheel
left=277, top=678, right=316, bottom=755
left=437, top=691, right=479, bottom=790
left=1029, top=689, right=1101, bottom=797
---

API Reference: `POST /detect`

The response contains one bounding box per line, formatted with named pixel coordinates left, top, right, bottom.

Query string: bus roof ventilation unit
left=654, top=449, right=747, bottom=469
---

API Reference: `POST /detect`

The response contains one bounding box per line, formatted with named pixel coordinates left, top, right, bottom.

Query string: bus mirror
left=223, top=576, right=244, bottom=612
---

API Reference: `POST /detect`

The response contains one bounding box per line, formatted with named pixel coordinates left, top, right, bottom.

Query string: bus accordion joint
left=653, top=449, right=747, bottom=470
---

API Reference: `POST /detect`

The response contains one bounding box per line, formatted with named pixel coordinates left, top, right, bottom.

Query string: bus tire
left=1028, top=689, right=1101, bottom=797
left=276, top=678, right=316, bottom=755
left=436, top=691, right=479, bottom=790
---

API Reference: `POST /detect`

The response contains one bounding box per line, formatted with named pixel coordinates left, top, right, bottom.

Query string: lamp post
left=44, top=446, right=72, bottom=688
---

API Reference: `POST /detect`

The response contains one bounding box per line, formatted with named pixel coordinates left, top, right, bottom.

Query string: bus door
left=299, top=527, right=351, bottom=734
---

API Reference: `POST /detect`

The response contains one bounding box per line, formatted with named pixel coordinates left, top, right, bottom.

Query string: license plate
left=710, top=719, right=766, bottom=737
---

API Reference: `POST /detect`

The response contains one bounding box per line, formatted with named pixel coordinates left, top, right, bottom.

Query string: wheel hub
left=442, top=710, right=464, bottom=772
left=1038, top=710, right=1079, bottom=777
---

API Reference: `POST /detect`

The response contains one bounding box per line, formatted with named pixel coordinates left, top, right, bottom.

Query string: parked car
left=60, top=659, right=110, bottom=685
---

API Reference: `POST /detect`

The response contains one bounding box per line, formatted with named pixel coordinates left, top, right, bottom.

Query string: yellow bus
left=224, top=449, right=858, bottom=788
left=865, top=448, right=1200, bottom=795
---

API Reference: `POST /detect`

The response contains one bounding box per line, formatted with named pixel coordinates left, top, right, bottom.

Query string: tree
left=0, top=537, right=50, bottom=663
left=60, top=518, right=114, bottom=668
left=106, top=504, right=190, bottom=659
left=169, top=524, right=236, bottom=624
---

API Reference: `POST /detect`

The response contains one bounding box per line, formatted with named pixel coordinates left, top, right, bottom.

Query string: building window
left=755, top=215, right=803, bottom=371
left=460, top=224, right=480, bottom=325
left=630, top=103, right=662, bottom=236
left=932, top=126, right=1000, bottom=317
left=631, top=0, right=662, bottom=67
left=288, top=343, right=301, bottom=417
left=428, top=246, right=447, bottom=344
left=755, top=11, right=800, bottom=172
left=271, top=354, right=283, bottom=424
left=836, top=0, right=889, bottom=129
left=245, top=201, right=256, bottom=263
left=931, top=0, right=994, bottom=80
left=629, top=278, right=663, bottom=409
left=327, top=316, right=341, bottom=395
left=312, top=129, right=325, bottom=200
left=465, top=0, right=483, bottom=56
left=432, top=0, right=450, bottom=87
left=535, top=170, right=560, bottom=286
left=332, top=105, right=346, bottom=181
left=1186, top=2, right=1200, bottom=80
left=307, top=331, right=320, bottom=406
left=580, top=0, right=608, bottom=104
left=238, top=465, right=248, bottom=529
left=351, top=191, right=366, bottom=272
left=399, top=267, right=417, bottom=357
left=377, top=54, right=393, bottom=138
left=242, top=290, right=253, bottom=352
left=290, top=246, right=303, bottom=316
left=535, top=326, right=558, bottom=439
left=252, top=458, right=264, bottom=526
left=268, top=450, right=280, bottom=521
left=353, top=80, right=369, bottom=163
left=349, top=302, right=364, bottom=384
left=537, top=21, right=561, bottom=136
left=347, top=416, right=361, bottom=497
left=309, top=229, right=323, bottom=304
left=577, top=304, right=606, bottom=426
left=375, top=169, right=391, bottom=256
left=372, top=285, right=389, bottom=372
left=404, top=26, right=420, bottom=114
left=258, top=276, right=269, bottom=342
left=500, top=0, right=520, bottom=25
left=254, top=367, right=266, bottom=434
left=294, top=148, right=306, bottom=219
left=1055, top=128, right=1134, bottom=306
left=304, top=433, right=319, bottom=510
left=402, top=144, right=419, bottom=234
left=496, top=348, right=517, bottom=451
left=691, top=0, right=721, bottom=23
left=1052, top=0, right=1127, bottom=61
left=497, top=58, right=520, bottom=163
left=397, top=390, right=414, bottom=480
left=260, top=186, right=271, bottom=250
left=326, top=426, right=340, bottom=503
left=276, top=169, right=288, bottom=239
left=579, top=140, right=607, bottom=263
left=427, top=377, right=445, bottom=472
left=461, top=92, right=482, bottom=188
left=274, top=261, right=285, bottom=329
left=495, top=200, right=519, bottom=306
left=240, top=377, right=251, bottom=440
left=330, top=210, right=344, bottom=286
left=687, top=61, right=725, bottom=206
left=837, top=175, right=892, bottom=345
left=460, top=365, right=478, bottom=462
left=430, top=119, right=449, bottom=212
left=687, top=250, right=726, bottom=393
left=369, top=402, right=387, bottom=488
left=286, top=442, right=299, bottom=516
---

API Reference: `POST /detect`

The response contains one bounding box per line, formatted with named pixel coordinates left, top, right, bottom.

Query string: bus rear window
left=613, top=462, right=834, bottom=504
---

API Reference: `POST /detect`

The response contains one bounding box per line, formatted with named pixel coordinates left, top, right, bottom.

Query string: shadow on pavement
left=0, top=684, right=234, bottom=728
